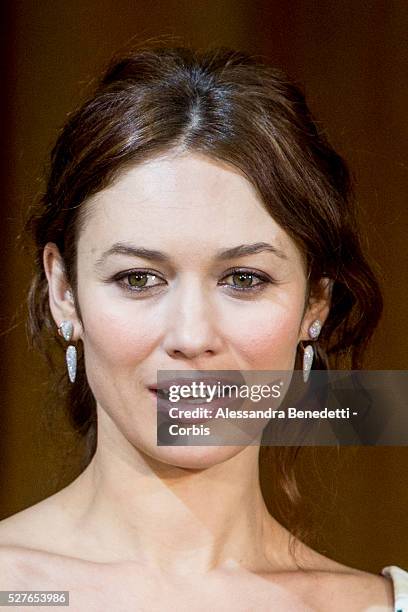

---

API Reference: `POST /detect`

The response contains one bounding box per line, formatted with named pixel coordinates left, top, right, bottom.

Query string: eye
left=127, top=272, right=154, bottom=288
left=114, top=270, right=165, bottom=293
left=219, top=269, right=272, bottom=292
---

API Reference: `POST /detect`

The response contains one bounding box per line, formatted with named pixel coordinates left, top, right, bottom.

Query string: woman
left=0, top=43, right=406, bottom=610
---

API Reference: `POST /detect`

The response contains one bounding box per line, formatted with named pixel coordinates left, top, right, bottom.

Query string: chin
left=140, top=443, right=247, bottom=471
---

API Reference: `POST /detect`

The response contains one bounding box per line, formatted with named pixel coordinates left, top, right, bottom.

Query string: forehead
left=77, top=152, right=303, bottom=266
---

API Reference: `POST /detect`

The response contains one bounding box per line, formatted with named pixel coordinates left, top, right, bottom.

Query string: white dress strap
left=381, top=565, right=408, bottom=611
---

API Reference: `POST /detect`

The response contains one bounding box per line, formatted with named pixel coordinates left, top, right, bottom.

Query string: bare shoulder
left=321, top=563, right=393, bottom=610
left=261, top=564, right=394, bottom=611
left=0, top=546, right=21, bottom=587
left=0, top=545, right=61, bottom=590
left=0, top=500, right=62, bottom=588
left=314, top=568, right=394, bottom=611
left=0, top=494, right=63, bottom=550
left=0, top=491, right=78, bottom=584
left=281, top=540, right=395, bottom=611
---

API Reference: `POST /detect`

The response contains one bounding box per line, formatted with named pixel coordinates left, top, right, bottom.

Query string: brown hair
left=24, top=42, right=383, bottom=546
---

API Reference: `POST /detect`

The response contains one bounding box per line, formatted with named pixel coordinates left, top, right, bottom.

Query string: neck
left=67, top=409, right=295, bottom=576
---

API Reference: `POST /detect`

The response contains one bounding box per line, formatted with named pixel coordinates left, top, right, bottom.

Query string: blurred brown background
left=0, top=0, right=407, bottom=573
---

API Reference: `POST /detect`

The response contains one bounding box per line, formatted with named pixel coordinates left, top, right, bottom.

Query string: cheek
left=79, top=301, right=161, bottom=421
left=80, top=300, right=159, bottom=371
left=223, top=302, right=303, bottom=369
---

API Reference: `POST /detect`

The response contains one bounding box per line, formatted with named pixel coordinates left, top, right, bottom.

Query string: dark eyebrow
left=215, top=242, right=288, bottom=260
left=94, top=241, right=288, bottom=269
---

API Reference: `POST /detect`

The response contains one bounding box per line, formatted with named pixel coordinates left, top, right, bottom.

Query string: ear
left=43, top=242, right=83, bottom=340
left=298, top=276, right=333, bottom=342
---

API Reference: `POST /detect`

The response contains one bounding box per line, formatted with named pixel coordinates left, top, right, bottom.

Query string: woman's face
left=46, top=151, right=329, bottom=468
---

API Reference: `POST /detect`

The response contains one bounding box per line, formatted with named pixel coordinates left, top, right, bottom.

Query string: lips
left=148, top=372, right=246, bottom=423
left=149, top=388, right=242, bottom=423
left=148, top=373, right=245, bottom=393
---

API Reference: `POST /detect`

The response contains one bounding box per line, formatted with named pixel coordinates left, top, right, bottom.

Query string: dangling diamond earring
left=58, top=320, right=77, bottom=383
left=308, top=319, right=322, bottom=340
left=302, top=319, right=322, bottom=383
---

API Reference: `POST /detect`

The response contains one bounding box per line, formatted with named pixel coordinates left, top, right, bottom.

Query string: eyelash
left=112, top=268, right=275, bottom=295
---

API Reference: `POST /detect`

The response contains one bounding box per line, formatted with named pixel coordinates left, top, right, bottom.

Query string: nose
left=162, top=279, right=224, bottom=360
